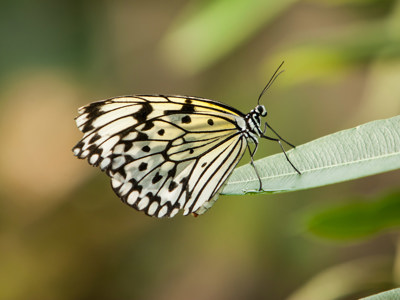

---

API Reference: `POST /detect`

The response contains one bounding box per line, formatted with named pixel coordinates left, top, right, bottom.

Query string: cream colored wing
left=73, top=95, right=247, bottom=217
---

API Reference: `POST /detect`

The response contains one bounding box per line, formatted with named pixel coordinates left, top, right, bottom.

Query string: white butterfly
left=73, top=64, right=300, bottom=218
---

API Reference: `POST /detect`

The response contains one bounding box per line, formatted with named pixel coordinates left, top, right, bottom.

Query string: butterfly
left=72, top=62, right=300, bottom=218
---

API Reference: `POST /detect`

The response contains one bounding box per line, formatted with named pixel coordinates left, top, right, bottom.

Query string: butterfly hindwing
left=73, top=95, right=248, bottom=217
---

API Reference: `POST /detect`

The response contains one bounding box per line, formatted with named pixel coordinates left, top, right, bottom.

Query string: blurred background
left=1, top=0, right=400, bottom=299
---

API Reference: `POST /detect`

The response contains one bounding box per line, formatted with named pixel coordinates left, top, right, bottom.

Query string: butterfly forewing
left=73, top=95, right=248, bottom=217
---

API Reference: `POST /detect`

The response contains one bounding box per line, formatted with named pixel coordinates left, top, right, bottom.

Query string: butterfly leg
left=263, top=122, right=296, bottom=149
left=246, top=142, right=263, bottom=191
left=261, top=134, right=301, bottom=175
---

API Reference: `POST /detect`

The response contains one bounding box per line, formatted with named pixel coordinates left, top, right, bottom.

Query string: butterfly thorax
left=243, top=104, right=267, bottom=142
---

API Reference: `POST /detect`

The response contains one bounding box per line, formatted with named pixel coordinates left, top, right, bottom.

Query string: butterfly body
left=73, top=95, right=270, bottom=218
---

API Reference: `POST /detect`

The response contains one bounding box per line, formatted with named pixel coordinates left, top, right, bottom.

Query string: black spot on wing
left=180, top=176, right=189, bottom=191
left=90, top=145, right=103, bottom=156
left=86, top=144, right=97, bottom=154
left=80, top=102, right=103, bottom=132
left=158, top=129, right=165, bottom=136
left=132, top=102, right=153, bottom=123
left=82, top=123, right=94, bottom=133
left=142, top=121, right=154, bottom=131
left=139, top=162, right=148, bottom=171
left=130, top=179, right=143, bottom=194
left=115, top=166, right=127, bottom=178
left=152, top=172, right=163, bottom=184
left=207, top=119, right=214, bottom=126
left=109, top=154, right=135, bottom=173
left=181, top=103, right=195, bottom=113
left=163, top=108, right=180, bottom=115
left=167, top=166, right=177, bottom=178
left=72, top=140, right=84, bottom=155
left=181, top=115, right=191, bottom=124
left=142, top=145, right=151, bottom=152
left=117, top=140, right=133, bottom=152
left=125, top=154, right=135, bottom=164
left=163, top=100, right=194, bottom=116
left=85, top=100, right=107, bottom=116
left=135, top=132, right=149, bottom=141
left=168, top=181, right=178, bottom=192
left=89, top=133, right=101, bottom=143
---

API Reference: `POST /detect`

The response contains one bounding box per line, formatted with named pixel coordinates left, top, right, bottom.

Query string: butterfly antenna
left=257, top=61, right=285, bottom=105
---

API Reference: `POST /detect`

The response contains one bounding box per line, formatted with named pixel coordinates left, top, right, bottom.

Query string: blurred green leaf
left=305, top=190, right=400, bottom=240
left=265, top=0, right=400, bottom=85
left=306, top=0, right=393, bottom=7
left=361, top=287, right=400, bottom=300
left=159, top=0, right=297, bottom=74
left=222, top=115, right=400, bottom=194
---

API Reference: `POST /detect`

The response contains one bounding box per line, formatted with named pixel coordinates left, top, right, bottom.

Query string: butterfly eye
left=256, top=105, right=267, bottom=117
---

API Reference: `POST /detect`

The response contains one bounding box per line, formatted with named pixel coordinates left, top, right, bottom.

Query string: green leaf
left=305, top=190, right=400, bottom=240
left=361, top=288, right=400, bottom=300
left=222, top=115, right=400, bottom=195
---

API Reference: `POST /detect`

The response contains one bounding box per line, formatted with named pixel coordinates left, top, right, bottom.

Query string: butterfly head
left=255, top=105, right=267, bottom=117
